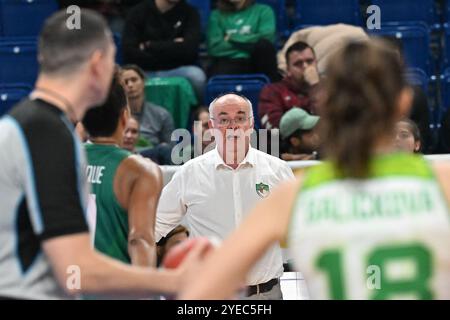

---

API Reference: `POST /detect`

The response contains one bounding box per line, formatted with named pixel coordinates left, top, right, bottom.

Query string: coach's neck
left=217, top=139, right=250, bottom=170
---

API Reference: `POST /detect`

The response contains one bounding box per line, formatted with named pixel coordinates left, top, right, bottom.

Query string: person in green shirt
left=207, top=0, right=281, bottom=82
left=82, top=76, right=163, bottom=268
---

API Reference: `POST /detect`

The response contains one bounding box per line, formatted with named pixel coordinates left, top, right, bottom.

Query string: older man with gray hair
left=156, top=93, right=295, bottom=300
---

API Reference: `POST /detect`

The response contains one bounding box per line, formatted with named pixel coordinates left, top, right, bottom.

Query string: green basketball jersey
left=85, top=143, right=132, bottom=264
left=288, top=153, right=450, bottom=299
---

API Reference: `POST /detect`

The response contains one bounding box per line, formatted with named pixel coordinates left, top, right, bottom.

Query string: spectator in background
left=120, top=65, right=174, bottom=148
left=191, top=107, right=216, bottom=157
left=207, top=0, right=281, bottom=82
left=277, top=24, right=369, bottom=76
left=121, top=116, right=140, bottom=152
left=120, top=64, right=175, bottom=164
left=122, top=0, right=206, bottom=101
left=279, top=108, right=321, bottom=161
left=157, top=225, right=190, bottom=267
left=259, top=41, right=321, bottom=131
left=394, top=119, right=422, bottom=154
left=122, top=115, right=158, bottom=153
left=58, top=0, right=141, bottom=34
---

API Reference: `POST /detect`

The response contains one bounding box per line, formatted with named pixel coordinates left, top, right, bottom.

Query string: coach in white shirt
left=156, top=93, right=295, bottom=299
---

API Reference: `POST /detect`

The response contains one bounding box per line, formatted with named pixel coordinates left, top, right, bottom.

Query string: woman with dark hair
left=207, top=0, right=281, bottom=82
left=394, top=119, right=422, bottom=154
left=180, top=40, right=450, bottom=300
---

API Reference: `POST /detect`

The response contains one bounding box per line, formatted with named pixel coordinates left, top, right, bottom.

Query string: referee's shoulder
left=10, top=99, right=68, bottom=132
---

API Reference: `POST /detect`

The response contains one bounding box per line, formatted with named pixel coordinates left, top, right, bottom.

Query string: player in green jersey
left=82, top=75, right=162, bottom=268
left=180, top=39, right=450, bottom=300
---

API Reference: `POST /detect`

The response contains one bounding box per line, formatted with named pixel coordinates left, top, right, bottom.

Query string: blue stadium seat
left=0, top=40, right=38, bottom=85
left=439, top=68, right=450, bottom=126
left=446, top=1, right=450, bottom=24
left=369, top=24, right=431, bottom=73
left=208, top=74, right=271, bottom=85
left=294, top=0, right=361, bottom=27
left=186, top=0, right=210, bottom=32
left=0, top=83, right=32, bottom=117
left=370, top=0, right=439, bottom=27
left=404, top=68, right=429, bottom=93
left=113, top=33, right=123, bottom=65
left=206, top=74, right=270, bottom=129
left=256, top=0, right=290, bottom=38
left=0, top=0, right=58, bottom=36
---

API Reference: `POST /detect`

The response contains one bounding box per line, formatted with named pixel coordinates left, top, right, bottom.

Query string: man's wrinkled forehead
left=217, top=110, right=246, bottom=117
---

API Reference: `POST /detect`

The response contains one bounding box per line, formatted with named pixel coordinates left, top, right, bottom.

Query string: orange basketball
left=162, top=237, right=213, bottom=269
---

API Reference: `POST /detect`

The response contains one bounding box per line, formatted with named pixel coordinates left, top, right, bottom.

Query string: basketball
left=162, top=237, right=214, bottom=269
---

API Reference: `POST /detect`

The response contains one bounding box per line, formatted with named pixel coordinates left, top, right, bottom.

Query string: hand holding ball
left=162, top=237, right=215, bottom=269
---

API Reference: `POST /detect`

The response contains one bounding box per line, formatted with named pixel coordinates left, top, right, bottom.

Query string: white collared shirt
left=156, top=147, right=295, bottom=285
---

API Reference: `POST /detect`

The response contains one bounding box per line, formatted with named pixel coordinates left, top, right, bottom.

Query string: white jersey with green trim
left=288, top=153, right=450, bottom=299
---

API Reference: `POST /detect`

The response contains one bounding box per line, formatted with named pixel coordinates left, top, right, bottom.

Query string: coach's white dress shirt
left=156, top=147, right=295, bottom=285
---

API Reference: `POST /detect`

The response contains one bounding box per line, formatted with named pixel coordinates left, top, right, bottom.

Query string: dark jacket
left=122, top=0, right=201, bottom=71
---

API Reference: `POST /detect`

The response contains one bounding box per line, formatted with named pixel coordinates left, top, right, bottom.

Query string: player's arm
left=42, top=233, right=209, bottom=297
left=116, top=156, right=163, bottom=268
left=20, top=120, right=191, bottom=297
left=179, top=178, right=302, bottom=300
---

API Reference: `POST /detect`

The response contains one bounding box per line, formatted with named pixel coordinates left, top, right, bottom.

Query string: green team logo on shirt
left=256, top=182, right=270, bottom=198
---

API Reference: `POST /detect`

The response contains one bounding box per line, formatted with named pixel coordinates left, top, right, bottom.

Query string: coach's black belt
left=246, top=278, right=279, bottom=296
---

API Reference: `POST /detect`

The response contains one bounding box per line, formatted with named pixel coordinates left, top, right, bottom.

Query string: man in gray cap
left=279, top=108, right=320, bottom=161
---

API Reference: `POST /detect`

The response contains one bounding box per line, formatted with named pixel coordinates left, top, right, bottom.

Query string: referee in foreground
left=0, top=9, right=207, bottom=300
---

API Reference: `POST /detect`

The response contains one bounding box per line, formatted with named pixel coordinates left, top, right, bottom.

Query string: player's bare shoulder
left=125, top=154, right=162, bottom=182
left=114, top=154, right=163, bottom=194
